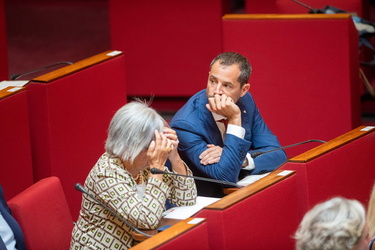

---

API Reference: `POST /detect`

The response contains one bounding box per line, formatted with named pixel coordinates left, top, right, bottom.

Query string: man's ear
left=240, top=83, right=250, bottom=97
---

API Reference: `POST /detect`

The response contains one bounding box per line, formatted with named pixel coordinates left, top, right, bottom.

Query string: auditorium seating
left=7, top=176, right=73, bottom=250
left=130, top=126, right=375, bottom=248
left=1, top=2, right=374, bottom=248
left=222, top=13, right=361, bottom=157
left=0, top=87, right=34, bottom=200
left=131, top=218, right=209, bottom=250
left=194, top=170, right=299, bottom=249
left=281, top=126, right=375, bottom=212
left=26, top=50, right=127, bottom=219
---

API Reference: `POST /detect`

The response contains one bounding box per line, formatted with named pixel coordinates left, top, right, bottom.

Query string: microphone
left=251, top=139, right=326, bottom=159
left=290, top=0, right=322, bottom=14
left=150, top=168, right=243, bottom=189
left=10, top=61, right=73, bottom=80
left=74, top=183, right=151, bottom=238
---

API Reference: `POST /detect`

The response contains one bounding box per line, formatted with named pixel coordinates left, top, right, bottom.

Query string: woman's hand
left=147, top=130, right=172, bottom=169
left=163, top=127, right=188, bottom=175
left=147, top=130, right=172, bottom=179
left=163, top=127, right=180, bottom=162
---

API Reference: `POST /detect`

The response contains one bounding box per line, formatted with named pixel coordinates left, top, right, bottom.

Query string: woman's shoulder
left=91, top=153, right=132, bottom=179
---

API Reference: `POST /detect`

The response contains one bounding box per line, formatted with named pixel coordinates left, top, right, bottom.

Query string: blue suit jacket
left=170, top=90, right=287, bottom=197
left=0, top=186, right=26, bottom=250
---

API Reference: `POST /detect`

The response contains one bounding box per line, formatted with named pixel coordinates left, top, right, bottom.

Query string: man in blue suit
left=170, top=52, right=287, bottom=197
left=0, top=186, right=26, bottom=250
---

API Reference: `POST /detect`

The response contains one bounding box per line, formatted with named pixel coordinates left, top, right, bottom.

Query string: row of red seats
left=0, top=51, right=127, bottom=220
left=132, top=126, right=375, bottom=249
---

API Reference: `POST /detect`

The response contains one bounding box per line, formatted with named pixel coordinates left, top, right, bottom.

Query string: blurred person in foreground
left=294, top=197, right=371, bottom=250
left=70, top=101, right=197, bottom=249
left=366, top=182, right=375, bottom=249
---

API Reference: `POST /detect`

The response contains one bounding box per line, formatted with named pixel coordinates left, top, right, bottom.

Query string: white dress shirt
left=212, top=112, right=255, bottom=170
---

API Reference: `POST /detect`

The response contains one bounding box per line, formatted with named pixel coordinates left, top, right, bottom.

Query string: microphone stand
left=150, top=168, right=243, bottom=189
left=290, top=0, right=322, bottom=13
left=10, top=61, right=73, bottom=80
left=251, top=139, right=326, bottom=158
left=74, top=183, right=151, bottom=238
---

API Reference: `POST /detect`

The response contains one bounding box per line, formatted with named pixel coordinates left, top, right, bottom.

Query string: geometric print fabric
left=70, top=153, right=197, bottom=249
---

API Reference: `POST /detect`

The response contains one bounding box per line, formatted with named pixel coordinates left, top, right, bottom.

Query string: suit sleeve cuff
left=242, top=153, right=255, bottom=170
left=226, top=124, right=245, bottom=139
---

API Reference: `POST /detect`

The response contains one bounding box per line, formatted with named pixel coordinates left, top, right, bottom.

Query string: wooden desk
left=222, top=169, right=294, bottom=197
left=131, top=169, right=296, bottom=243
left=0, top=86, right=25, bottom=99
left=132, top=218, right=181, bottom=242
left=289, top=125, right=375, bottom=162
left=195, top=169, right=299, bottom=249
left=131, top=218, right=208, bottom=250
left=281, top=126, right=375, bottom=209
left=32, top=50, right=123, bottom=83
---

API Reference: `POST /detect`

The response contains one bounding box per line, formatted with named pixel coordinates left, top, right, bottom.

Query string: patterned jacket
left=70, top=153, right=197, bottom=249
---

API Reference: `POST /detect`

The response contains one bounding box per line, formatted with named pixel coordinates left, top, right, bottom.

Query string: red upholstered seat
left=7, top=176, right=74, bottom=250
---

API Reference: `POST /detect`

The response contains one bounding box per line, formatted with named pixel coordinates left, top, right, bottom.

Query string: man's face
left=206, top=60, right=249, bottom=103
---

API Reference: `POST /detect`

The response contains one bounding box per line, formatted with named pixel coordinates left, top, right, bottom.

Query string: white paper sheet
left=237, top=172, right=270, bottom=186
left=0, top=81, right=29, bottom=91
left=163, top=196, right=220, bottom=220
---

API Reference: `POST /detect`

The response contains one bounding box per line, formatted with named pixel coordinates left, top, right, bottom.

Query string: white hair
left=294, top=197, right=366, bottom=250
left=105, top=100, right=165, bottom=163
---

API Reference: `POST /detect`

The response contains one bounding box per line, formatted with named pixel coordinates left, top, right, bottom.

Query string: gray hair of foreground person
left=105, top=101, right=166, bottom=163
left=294, top=197, right=366, bottom=250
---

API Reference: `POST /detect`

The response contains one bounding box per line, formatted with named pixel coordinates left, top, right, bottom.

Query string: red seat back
left=7, top=176, right=73, bottom=250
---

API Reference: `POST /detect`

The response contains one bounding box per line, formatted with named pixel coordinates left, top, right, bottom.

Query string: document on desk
left=163, top=196, right=220, bottom=220
left=0, top=81, right=29, bottom=91
left=237, top=172, right=270, bottom=186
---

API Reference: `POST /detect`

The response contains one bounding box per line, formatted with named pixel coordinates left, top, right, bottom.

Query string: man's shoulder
left=238, top=91, right=256, bottom=109
left=241, top=91, right=253, bottom=101
left=170, top=90, right=206, bottom=124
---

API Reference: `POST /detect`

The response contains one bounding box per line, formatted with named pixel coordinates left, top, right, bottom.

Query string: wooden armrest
left=32, top=50, right=123, bottom=83
left=132, top=218, right=181, bottom=242
left=0, top=86, right=25, bottom=100
left=223, top=13, right=351, bottom=20
left=289, top=126, right=375, bottom=163
left=215, top=169, right=295, bottom=210
left=131, top=218, right=205, bottom=249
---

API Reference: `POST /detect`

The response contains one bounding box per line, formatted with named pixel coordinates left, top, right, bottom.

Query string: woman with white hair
left=294, top=197, right=371, bottom=250
left=70, top=101, right=197, bottom=249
